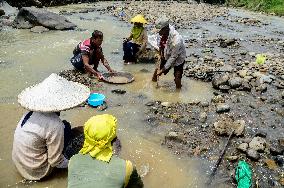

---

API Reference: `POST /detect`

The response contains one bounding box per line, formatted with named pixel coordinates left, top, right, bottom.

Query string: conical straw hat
left=18, top=73, right=90, bottom=112
left=130, top=14, right=147, bottom=24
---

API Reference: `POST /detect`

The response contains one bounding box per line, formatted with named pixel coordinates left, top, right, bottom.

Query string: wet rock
left=111, top=89, right=126, bottom=94
left=249, top=102, right=257, bottom=109
left=219, top=38, right=236, bottom=48
left=228, top=77, right=242, bottom=88
left=13, top=7, right=76, bottom=30
left=145, top=101, right=155, bottom=106
left=280, top=177, right=284, bottom=186
left=199, top=112, right=207, bottom=123
left=161, top=102, right=171, bottom=107
left=212, top=95, right=225, bottom=103
left=168, top=131, right=178, bottom=137
left=30, top=26, right=49, bottom=33
left=260, top=96, right=267, bottom=101
left=246, top=149, right=260, bottom=160
left=213, top=117, right=243, bottom=136
left=216, top=103, right=230, bottom=113
left=264, top=159, right=278, bottom=170
left=219, top=85, right=231, bottom=92
left=140, top=69, right=149, bottom=73
left=238, top=70, right=247, bottom=78
left=238, top=143, right=248, bottom=152
left=240, top=81, right=252, bottom=91
left=200, top=101, right=210, bottom=107
left=249, top=136, right=266, bottom=152
left=260, top=75, right=274, bottom=84
left=225, top=155, right=238, bottom=161
left=212, top=74, right=229, bottom=89
left=270, top=141, right=284, bottom=156
left=254, top=131, right=267, bottom=138
left=274, top=81, right=284, bottom=89
left=188, top=100, right=201, bottom=105
left=273, top=155, right=284, bottom=167
left=256, top=84, right=267, bottom=92
left=165, top=131, right=184, bottom=143
left=97, top=102, right=107, bottom=111
left=279, top=138, right=284, bottom=147
left=233, top=120, right=245, bottom=136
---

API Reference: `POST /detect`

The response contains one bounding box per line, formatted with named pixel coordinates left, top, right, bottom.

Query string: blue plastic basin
left=88, top=93, right=105, bottom=107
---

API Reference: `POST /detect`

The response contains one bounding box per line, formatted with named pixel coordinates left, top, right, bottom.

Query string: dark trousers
left=70, top=53, right=100, bottom=72
left=62, top=120, right=72, bottom=152
left=152, top=60, right=185, bottom=88
left=123, top=41, right=140, bottom=62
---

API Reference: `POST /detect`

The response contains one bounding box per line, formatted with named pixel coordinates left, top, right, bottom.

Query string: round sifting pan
left=102, top=72, right=134, bottom=84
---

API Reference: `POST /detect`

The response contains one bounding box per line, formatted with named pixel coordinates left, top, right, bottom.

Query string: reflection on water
left=0, top=3, right=211, bottom=188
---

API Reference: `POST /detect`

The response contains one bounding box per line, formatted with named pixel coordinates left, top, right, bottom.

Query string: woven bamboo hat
left=18, top=73, right=90, bottom=112
left=130, top=14, right=147, bottom=24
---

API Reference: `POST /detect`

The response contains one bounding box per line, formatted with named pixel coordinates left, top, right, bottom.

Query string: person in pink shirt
left=71, top=30, right=114, bottom=79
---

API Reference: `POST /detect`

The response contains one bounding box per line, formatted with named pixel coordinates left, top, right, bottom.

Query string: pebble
left=225, top=155, right=239, bottom=161
left=270, top=141, right=284, bottom=156
left=264, top=159, right=278, bottom=170
left=249, top=136, right=266, bottom=152
left=246, top=148, right=260, bottom=160
left=238, top=143, right=248, bottom=152
left=216, top=103, right=230, bottom=113
left=145, top=101, right=155, bottom=106
left=199, top=112, right=207, bottom=123
left=161, top=102, right=171, bottom=107
left=212, top=95, right=225, bottom=103
left=200, top=101, right=210, bottom=107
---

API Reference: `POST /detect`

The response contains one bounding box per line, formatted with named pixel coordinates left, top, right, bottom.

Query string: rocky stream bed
left=1, top=0, right=283, bottom=187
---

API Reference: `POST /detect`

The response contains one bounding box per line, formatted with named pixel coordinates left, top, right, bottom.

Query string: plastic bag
left=235, top=160, right=252, bottom=188
left=256, top=54, right=266, bottom=65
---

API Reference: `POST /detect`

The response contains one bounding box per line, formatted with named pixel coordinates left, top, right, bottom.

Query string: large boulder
left=13, top=7, right=76, bottom=30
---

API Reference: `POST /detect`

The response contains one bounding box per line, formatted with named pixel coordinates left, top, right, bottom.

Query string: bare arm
left=101, top=57, right=113, bottom=73
left=82, top=54, right=102, bottom=78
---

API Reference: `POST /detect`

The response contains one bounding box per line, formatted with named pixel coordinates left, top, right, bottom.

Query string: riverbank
left=226, top=0, right=284, bottom=16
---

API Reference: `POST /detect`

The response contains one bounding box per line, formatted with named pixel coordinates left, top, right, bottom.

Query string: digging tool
left=206, top=129, right=235, bottom=185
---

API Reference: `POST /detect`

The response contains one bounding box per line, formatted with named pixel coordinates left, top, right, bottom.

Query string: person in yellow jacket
left=123, top=14, right=148, bottom=64
left=68, top=114, right=143, bottom=188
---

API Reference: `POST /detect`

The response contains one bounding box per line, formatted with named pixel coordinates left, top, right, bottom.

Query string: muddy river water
left=0, top=3, right=283, bottom=188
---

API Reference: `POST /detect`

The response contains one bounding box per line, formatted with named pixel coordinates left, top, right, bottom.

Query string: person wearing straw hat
left=70, top=30, right=115, bottom=80
left=12, top=73, right=90, bottom=180
left=151, top=16, right=186, bottom=89
left=123, top=14, right=148, bottom=64
left=68, top=114, right=143, bottom=188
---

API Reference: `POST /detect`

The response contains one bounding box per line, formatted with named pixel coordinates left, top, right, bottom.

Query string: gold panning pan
left=102, top=72, right=134, bottom=84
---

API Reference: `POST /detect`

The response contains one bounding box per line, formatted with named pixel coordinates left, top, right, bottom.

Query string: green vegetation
left=226, top=0, right=284, bottom=16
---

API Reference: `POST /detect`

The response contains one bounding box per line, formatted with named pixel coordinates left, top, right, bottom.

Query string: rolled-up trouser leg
left=152, top=68, right=158, bottom=82
left=174, top=63, right=184, bottom=89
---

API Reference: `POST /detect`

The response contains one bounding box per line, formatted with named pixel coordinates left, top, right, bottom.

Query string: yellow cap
left=130, top=14, right=147, bottom=24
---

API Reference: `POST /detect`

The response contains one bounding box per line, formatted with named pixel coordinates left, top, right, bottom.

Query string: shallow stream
left=0, top=3, right=283, bottom=188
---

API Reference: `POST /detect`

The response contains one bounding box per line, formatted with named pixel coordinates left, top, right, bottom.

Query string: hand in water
left=109, top=69, right=116, bottom=73
left=97, top=73, right=104, bottom=80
